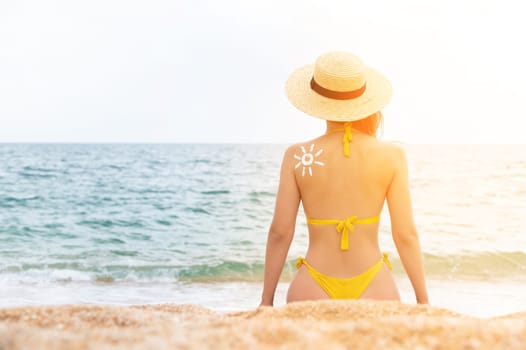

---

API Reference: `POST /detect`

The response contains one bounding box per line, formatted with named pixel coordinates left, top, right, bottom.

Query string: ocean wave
left=175, top=251, right=526, bottom=282
left=18, top=171, right=56, bottom=179
left=156, top=220, right=172, bottom=226
left=183, top=207, right=210, bottom=215
left=77, top=219, right=145, bottom=229
left=422, top=251, right=526, bottom=278
left=1, top=252, right=525, bottom=285
left=248, top=191, right=275, bottom=198
left=128, top=188, right=178, bottom=195
left=0, top=195, right=43, bottom=208
left=201, top=190, right=231, bottom=195
left=176, top=261, right=265, bottom=281
left=91, top=238, right=126, bottom=245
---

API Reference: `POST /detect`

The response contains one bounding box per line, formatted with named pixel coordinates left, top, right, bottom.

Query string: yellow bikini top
left=306, top=123, right=378, bottom=250
left=307, top=215, right=380, bottom=250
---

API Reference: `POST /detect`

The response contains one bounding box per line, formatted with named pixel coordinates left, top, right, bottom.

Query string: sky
left=1, top=0, right=525, bottom=144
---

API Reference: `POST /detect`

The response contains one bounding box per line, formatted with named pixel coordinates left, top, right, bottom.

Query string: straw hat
left=285, top=51, right=392, bottom=122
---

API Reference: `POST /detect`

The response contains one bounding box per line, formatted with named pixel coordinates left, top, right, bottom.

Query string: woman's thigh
left=287, top=266, right=330, bottom=303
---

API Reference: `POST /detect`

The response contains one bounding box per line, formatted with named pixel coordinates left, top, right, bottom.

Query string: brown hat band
left=310, top=78, right=367, bottom=100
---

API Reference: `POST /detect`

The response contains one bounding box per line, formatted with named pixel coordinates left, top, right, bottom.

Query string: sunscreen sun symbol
left=294, top=144, right=324, bottom=176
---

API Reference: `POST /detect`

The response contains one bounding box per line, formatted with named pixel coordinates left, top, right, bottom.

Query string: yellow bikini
left=295, top=125, right=392, bottom=299
left=297, top=215, right=391, bottom=299
left=296, top=252, right=392, bottom=299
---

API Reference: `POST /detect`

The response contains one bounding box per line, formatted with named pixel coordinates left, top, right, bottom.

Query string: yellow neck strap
left=327, top=122, right=353, bottom=157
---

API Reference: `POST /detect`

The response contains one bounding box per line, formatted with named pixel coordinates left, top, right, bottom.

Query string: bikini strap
left=382, top=252, right=393, bottom=270
left=342, top=122, right=352, bottom=157
left=307, top=215, right=380, bottom=250
left=327, top=122, right=353, bottom=157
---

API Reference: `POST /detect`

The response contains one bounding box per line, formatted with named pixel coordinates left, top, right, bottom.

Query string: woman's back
left=292, top=128, right=398, bottom=276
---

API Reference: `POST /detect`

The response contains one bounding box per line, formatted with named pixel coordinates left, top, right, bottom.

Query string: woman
left=260, top=51, right=428, bottom=306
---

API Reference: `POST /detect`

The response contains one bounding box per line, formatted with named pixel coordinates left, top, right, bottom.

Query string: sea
left=0, top=143, right=525, bottom=317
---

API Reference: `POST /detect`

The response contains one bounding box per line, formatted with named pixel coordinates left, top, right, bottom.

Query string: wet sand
left=1, top=300, right=525, bottom=349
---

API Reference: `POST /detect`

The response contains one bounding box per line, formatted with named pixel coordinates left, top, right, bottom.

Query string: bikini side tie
left=382, top=252, right=393, bottom=270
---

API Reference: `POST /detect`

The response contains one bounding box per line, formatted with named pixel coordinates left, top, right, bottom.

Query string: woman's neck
left=325, top=121, right=350, bottom=134
left=325, top=121, right=370, bottom=138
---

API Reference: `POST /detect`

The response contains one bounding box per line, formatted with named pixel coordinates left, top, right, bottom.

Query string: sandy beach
left=1, top=301, right=525, bottom=349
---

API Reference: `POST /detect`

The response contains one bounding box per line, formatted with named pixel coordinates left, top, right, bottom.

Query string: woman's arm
left=386, top=146, right=429, bottom=304
left=260, top=147, right=301, bottom=306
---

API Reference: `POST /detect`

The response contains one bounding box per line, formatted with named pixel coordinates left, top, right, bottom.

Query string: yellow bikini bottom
left=296, top=253, right=392, bottom=299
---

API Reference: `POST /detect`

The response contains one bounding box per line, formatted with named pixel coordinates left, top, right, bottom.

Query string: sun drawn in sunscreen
left=294, top=144, right=324, bottom=176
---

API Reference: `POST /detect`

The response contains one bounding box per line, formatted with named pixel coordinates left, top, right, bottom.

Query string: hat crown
left=313, top=52, right=366, bottom=92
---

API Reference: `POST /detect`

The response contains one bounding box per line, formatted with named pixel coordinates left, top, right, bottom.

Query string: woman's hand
left=258, top=301, right=273, bottom=308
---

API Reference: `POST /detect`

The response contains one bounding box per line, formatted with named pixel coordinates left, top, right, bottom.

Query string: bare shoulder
left=367, top=141, right=408, bottom=181
left=282, top=142, right=303, bottom=162
left=376, top=141, right=407, bottom=163
left=284, top=137, right=324, bottom=160
left=370, top=141, right=409, bottom=191
left=282, top=138, right=327, bottom=177
left=280, top=141, right=310, bottom=168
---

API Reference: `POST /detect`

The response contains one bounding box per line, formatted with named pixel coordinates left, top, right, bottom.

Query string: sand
left=1, top=300, right=525, bottom=349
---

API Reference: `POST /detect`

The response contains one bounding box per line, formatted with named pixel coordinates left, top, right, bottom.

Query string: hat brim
left=285, top=64, right=392, bottom=121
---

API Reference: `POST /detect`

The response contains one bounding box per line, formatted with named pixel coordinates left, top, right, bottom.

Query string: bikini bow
left=335, top=215, right=358, bottom=250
